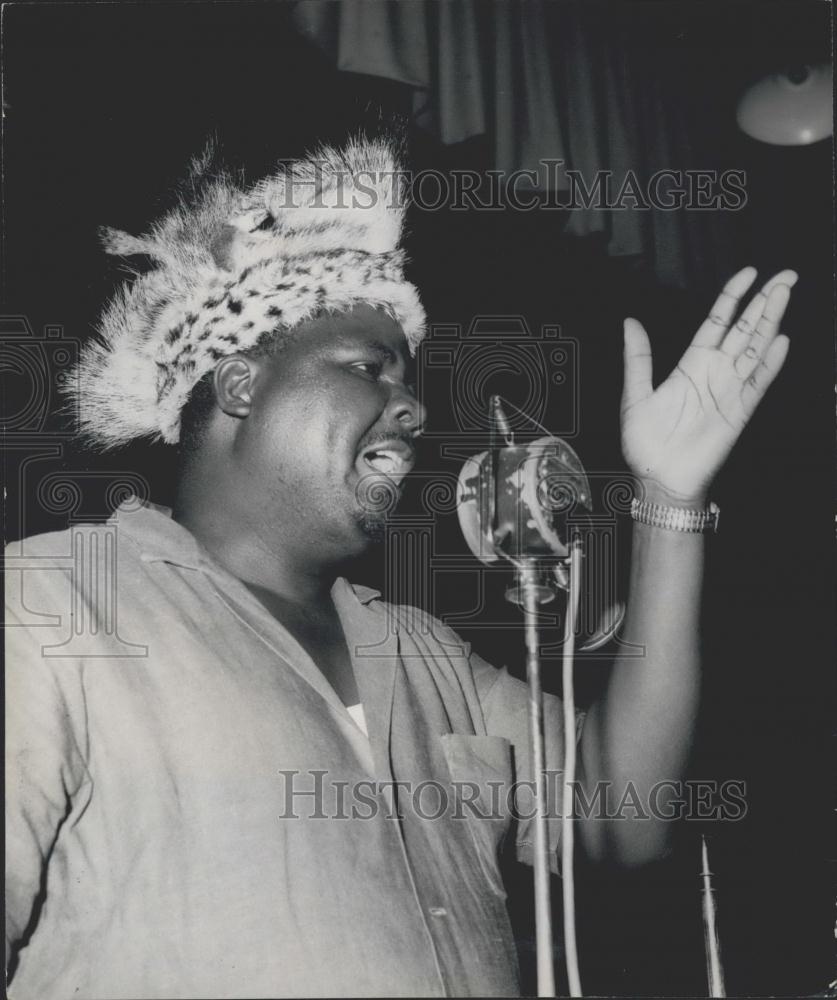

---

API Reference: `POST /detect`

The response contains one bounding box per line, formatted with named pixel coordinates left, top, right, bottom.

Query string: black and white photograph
left=3, top=2, right=834, bottom=997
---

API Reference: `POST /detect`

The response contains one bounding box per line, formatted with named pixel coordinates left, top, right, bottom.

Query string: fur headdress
left=68, top=136, right=426, bottom=448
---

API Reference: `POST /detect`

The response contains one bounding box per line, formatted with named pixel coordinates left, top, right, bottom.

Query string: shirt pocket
left=439, top=733, right=514, bottom=899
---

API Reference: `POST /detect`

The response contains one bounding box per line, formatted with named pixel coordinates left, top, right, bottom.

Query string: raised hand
left=620, top=267, right=795, bottom=505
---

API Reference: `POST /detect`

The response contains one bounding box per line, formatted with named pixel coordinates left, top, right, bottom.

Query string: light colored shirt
left=346, top=702, right=369, bottom=736
left=5, top=498, right=580, bottom=999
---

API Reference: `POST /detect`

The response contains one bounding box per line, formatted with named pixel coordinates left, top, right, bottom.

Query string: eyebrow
left=331, top=336, right=399, bottom=363
left=331, top=334, right=413, bottom=376
left=362, top=340, right=398, bottom=363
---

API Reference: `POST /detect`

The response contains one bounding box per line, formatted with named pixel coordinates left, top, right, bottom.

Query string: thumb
left=622, top=317, right=653, bottom=410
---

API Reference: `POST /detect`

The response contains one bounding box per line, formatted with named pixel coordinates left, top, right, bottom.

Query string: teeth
left=366, top=451, right=400, bottom=475
left=362, top=444, right=416, bottom=482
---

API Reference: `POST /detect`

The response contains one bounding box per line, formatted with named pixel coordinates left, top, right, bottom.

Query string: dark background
left=2, top=2, right=834, bottom=996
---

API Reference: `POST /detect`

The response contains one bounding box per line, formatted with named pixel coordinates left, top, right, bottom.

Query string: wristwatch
left=630, top=497, right=720, bottom=534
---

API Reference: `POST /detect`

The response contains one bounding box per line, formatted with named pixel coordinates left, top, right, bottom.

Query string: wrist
left=634, top=478, right=709, bottom=509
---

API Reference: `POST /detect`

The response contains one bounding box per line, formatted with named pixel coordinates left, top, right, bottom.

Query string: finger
left=734, top=282, right=791, bottom=379
left=691, top=267, right=758, bottom=348
left=720, top=269, right=798, bottom=358
left=622, top=318, right=653, bottom=411
left=741, top=334, right=790, bottom=416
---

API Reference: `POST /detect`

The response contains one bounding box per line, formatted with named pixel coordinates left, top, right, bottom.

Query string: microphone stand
left=470, top=399, right=723, bottom=998
left=517, top=537, right=585, bottom=998
left=477, top=397, right=589, bottom=996
left=480, top=396, right=589, bottom=997
left=519, top=559, right=557, bottom=998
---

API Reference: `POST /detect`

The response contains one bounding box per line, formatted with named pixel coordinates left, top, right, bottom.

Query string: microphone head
left=457, top=435, right=592, bottom=565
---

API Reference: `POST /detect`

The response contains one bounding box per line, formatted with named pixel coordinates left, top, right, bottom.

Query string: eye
left=349, top=360, right=383, bottom=380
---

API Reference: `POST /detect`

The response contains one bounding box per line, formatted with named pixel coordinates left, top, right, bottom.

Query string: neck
left=173, top=457, right=344, bottom=608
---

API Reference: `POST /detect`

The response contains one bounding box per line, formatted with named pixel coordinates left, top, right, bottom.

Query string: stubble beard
left=354, top=510, right=389, bottom=543
left=352, top=475, right=400, bottom=543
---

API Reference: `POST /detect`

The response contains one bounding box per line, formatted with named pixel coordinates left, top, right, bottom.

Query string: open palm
left=621, top=267, right=794, bottom=504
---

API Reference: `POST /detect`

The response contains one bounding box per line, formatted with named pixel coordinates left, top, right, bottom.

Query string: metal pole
left=520, top=560, right=556, bottom=998
left=562, top=538, right=584, bottom=998
left=701, top=835, right=726, bottom=997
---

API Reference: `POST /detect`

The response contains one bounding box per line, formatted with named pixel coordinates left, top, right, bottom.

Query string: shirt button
left=429, top=906, right=448, bottom=917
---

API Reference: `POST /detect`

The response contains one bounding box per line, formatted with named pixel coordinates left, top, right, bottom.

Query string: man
left=5, top=137, right=794, bottom=998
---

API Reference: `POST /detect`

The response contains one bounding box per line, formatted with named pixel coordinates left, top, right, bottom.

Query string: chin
left=355, top=511, right=389, bottom=544
left=352, top=476, right=400, bottom=544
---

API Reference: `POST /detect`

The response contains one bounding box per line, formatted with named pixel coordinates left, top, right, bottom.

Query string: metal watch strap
left=630, top=498, right=720, bottom=534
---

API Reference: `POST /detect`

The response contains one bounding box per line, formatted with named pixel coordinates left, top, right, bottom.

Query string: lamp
left=736, top=63, right=833, bottom=146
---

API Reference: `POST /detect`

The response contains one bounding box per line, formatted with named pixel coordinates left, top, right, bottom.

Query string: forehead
left=285, top=304, right=409, bottom=359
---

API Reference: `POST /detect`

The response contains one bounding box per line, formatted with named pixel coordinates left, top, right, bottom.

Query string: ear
left=212, top=355, right=261, bottom=420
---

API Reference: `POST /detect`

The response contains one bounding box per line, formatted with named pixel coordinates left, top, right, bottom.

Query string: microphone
left=457, top=395, right=623, bottom=634
left=457, top=396, right=592, bottom=569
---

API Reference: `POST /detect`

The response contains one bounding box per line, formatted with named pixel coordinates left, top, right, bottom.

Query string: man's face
left=231, top=304, right=425, bottom=560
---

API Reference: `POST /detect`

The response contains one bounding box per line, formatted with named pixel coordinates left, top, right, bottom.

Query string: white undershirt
left=346, top=702, right=368, bottom=737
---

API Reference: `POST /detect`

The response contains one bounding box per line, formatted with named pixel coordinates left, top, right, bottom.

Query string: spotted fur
left=68, top=137, right=426, bottom=448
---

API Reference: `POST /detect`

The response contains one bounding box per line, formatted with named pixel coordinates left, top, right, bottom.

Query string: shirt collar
left=110, top=495, right=382, bottom=605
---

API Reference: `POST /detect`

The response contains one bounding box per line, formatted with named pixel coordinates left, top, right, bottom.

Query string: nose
left=387, top=383, right=427, bottom=435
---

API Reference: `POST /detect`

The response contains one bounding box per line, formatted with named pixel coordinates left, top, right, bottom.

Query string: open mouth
left=358, top=438, right=416, bottom=485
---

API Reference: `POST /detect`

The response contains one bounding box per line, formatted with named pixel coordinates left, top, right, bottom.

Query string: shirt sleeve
left=5, top=575, right=90, bottom=967
left=470, top=649, right=585, bottom=875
